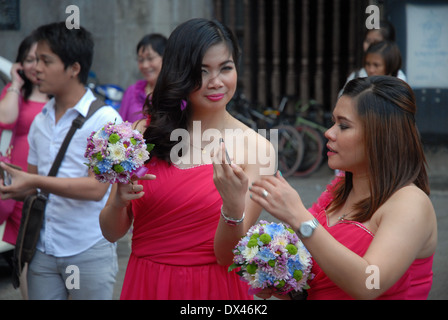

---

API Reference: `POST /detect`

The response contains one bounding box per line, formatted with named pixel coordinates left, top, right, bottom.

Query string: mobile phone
left=0, top=163, right=22, bottom=186
left=17, top=69, right=27, bottom=81
left=219, top=138, right=232, bottom=164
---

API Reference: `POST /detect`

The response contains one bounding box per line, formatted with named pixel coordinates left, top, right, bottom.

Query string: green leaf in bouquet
left=147, top=143, right=155, bottom=153
left=228, top=263, right=239, bottom=272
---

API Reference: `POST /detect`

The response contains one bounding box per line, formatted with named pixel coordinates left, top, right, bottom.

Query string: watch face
left=300, top=224, right=312, bottom=237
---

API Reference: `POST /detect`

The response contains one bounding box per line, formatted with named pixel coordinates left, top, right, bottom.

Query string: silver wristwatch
left=296, top=218, right=319, bottom=239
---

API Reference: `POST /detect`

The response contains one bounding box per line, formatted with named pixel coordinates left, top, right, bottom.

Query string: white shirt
left=339, top=68, right=408, bottom=98
left=346, top=68, right=407, bottom=82
left=28, top=88, right=122, bottom=257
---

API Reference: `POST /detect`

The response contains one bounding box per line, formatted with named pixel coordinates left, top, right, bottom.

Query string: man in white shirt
left=0, top=22, right=121, bottom=299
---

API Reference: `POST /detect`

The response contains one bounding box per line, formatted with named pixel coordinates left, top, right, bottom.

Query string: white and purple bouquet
left=85, top=121, right=154, bottom=184
left=229, top=220, right=313, bottom=295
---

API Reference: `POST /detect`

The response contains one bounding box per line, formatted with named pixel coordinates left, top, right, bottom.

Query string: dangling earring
left=180, top=100, right=187, bottom=111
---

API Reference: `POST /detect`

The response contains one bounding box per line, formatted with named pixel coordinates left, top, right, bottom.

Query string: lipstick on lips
left=327, top=144, right=337, bottom=157
left=206, top=93, right=225, bottom=102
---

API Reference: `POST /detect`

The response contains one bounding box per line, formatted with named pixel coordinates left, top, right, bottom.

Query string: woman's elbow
left=101, top=230, right=121, bottom=243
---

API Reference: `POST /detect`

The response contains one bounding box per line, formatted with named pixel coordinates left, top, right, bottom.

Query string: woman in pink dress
left=251, top=76, right=437, bottom=300
left=0, top=35, right=48, bottom=246
left=100, top=18, right=276, bottom=300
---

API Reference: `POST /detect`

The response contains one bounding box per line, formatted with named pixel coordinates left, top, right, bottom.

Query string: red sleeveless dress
left=120, top=158, right=251, bottom=300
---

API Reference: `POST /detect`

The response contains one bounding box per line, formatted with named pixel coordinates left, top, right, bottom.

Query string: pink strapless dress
left=306, top=177, right=434, bottom=300
left=120, top=158, right=252, bottom=300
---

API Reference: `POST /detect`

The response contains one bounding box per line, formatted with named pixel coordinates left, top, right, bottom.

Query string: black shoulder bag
left=12, top=98, right=104, bottom=288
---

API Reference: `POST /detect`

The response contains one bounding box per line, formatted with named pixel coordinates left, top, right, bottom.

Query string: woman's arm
left=250, top=175, right=437, bottom=300
left=99, top=119, right=155, bottom=243
left=0, top=63, right=25, bottom=124
left=99, top=174, right=156, bottom=242
left=213, top=135, right=276, bottom=265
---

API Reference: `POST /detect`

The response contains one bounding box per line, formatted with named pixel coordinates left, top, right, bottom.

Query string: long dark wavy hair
left=328, top=76, right=429, bottom=222
left=143, top=18, right=240, bottom=163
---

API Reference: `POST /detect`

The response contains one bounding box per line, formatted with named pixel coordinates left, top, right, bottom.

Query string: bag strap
left=44, top=98, right=104, bottom=187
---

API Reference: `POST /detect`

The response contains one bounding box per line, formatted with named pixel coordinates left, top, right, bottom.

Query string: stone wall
left=0, top=0, right=214, bottom=89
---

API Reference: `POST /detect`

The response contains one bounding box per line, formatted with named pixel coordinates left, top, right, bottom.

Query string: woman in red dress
left=100, top=18, right=275, bottom=300
left=251, top=76, right=437, bottom=300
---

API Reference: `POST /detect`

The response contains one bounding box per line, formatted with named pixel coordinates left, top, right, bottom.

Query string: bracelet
left=7, top=87, right=21, bottom=95
left=220, top=205, right=245, bottom=226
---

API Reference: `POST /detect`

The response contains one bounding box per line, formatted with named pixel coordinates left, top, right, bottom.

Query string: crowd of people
left=0, top=17, right=437, bottom=300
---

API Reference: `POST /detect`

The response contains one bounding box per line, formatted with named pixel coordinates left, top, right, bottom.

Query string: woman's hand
left=10, top=63, right=25, bottom=88
left=212, top=140, right=248, bottom=216
left=100, top=173, right=156, bottom=243
left=249, top=171, right=306, bottom=229
left=112, top=173, right=156, bottom=209
left=255, top=288, right=291, bottom=300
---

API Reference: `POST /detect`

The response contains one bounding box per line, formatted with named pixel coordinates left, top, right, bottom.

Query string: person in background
left=363, top=41, right=402, bottom=77
left=119, top=33, right=167, bottom=123
left=0, top=34, right=49, bottom=257
left=251, top=76, right=437, bottom=300
left=100, top=18, right=275, bottom=300
left=345, top=20, right=407, bottom=83
left=0, top=22, right=121, bottom=300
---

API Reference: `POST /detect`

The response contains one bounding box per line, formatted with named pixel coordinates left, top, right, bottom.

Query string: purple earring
left=180, top=100, right=187, bottom=111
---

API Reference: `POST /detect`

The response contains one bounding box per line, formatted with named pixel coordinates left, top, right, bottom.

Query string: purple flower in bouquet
left=229, top=220, right=313, bottom=295
left=84, top=121, right=154, bottom=184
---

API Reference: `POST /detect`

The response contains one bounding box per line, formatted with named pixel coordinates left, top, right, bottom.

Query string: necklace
left=338, top=208, right=355, bottom=221
left=189, top=143, right=207, bottom=154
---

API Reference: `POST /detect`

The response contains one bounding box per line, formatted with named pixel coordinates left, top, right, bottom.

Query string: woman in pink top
left=119, top=34, right=167, bottom=123
left=0, top=35, right=48, bottom=246
left=250, top=76, right=437, bottom=300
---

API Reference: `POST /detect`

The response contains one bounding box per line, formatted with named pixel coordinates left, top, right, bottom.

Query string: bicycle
left=288, top=97, right=329, bottom=177
left=227, top=93, right=304, bottom=177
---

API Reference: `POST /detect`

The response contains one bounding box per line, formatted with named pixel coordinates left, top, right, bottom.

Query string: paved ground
left=0, top=147, right=446, bottom=300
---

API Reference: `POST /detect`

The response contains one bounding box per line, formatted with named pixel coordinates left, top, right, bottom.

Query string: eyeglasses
left=137, top=55, right=161, bottom=64
left=23, top=58, right=37, bottom=65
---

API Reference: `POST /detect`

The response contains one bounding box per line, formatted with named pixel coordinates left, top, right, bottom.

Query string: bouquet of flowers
left=229, top=220, right=313, bottom=295
left=84, top=121, right=154, bottom=184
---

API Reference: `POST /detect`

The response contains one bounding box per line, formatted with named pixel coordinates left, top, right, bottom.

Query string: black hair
left=364, top=19, right=396, bottom=42
left=364, top=40, right=402, bottom=77
left=136, top=33, right=167, bottom=57
left=32, top=21, right=94, bottom=85
left=143, top=18, right=241, bottom=163
left=15, top=34, right=36, bottom=101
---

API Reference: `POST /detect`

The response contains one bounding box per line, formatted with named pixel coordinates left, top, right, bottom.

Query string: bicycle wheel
left=270, top=125, right=304, bottom=177
left=294, top=125, right=325, bottom=177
